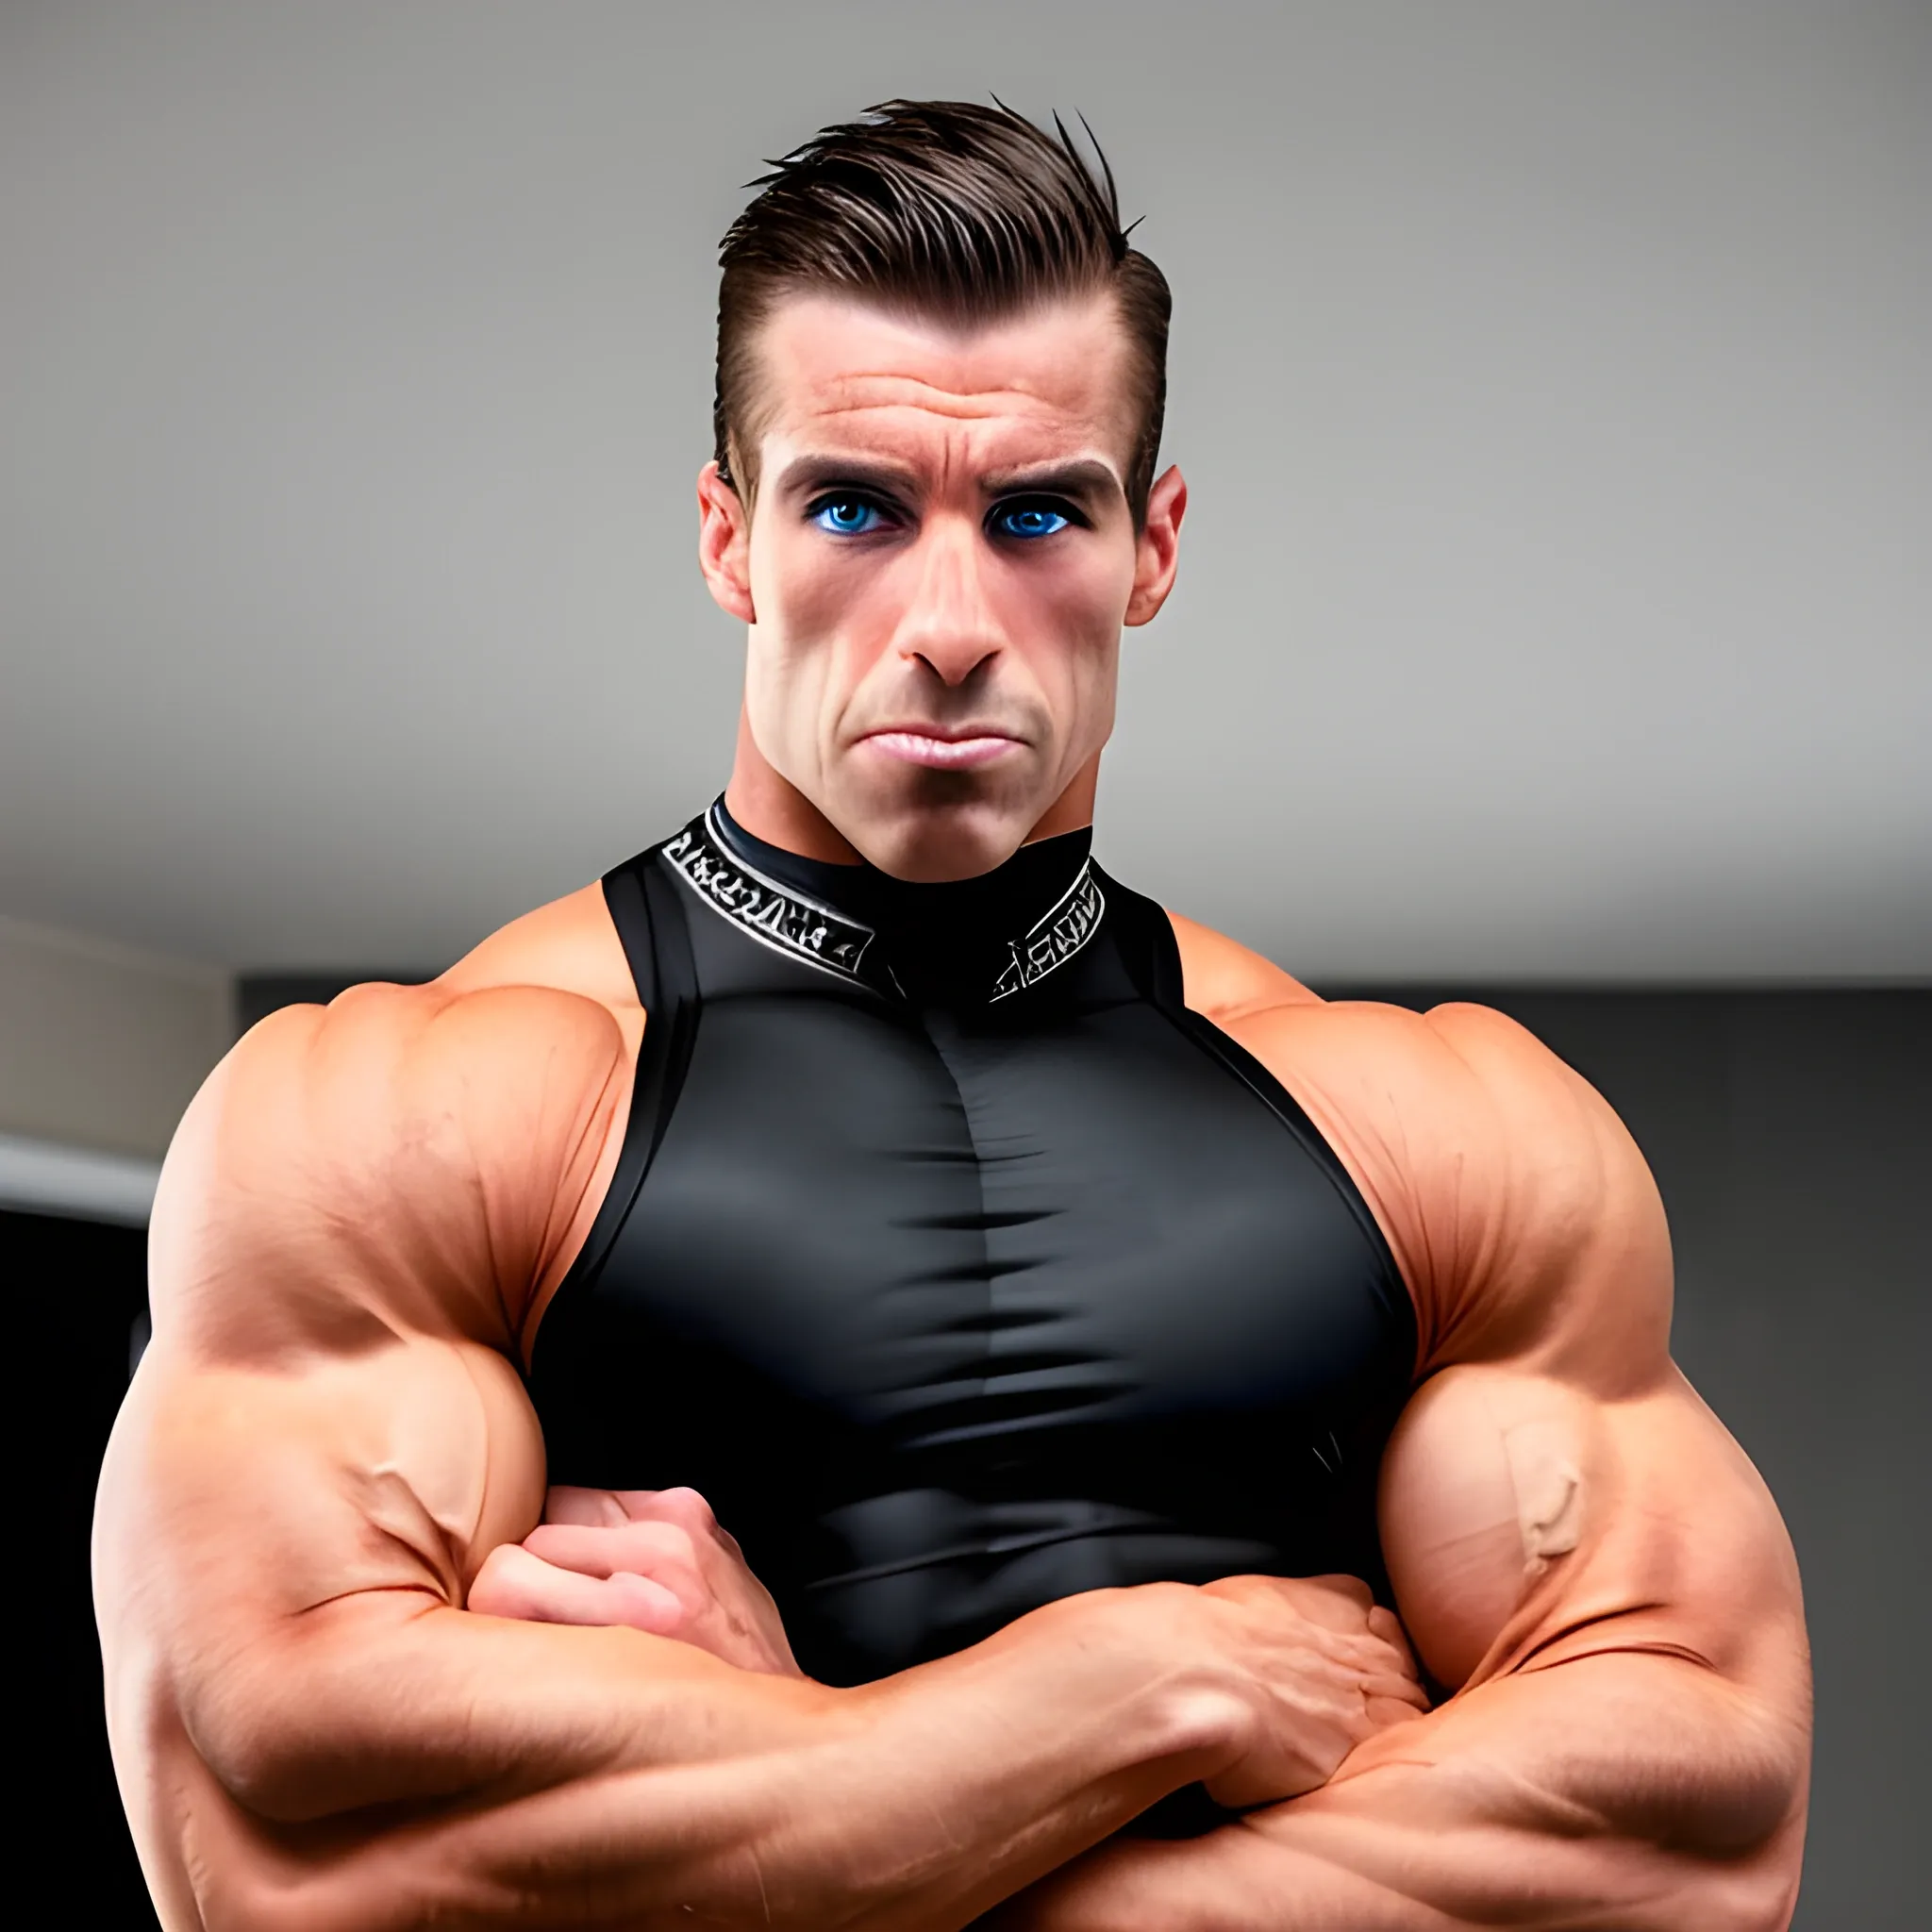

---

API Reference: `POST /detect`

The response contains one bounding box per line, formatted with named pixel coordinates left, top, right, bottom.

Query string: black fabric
left=710, top=796, right=1099, bottom=1005
left=525, top=805, right=1416, bottom=1829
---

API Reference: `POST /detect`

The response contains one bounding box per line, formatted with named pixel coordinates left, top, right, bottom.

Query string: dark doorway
left=11, top=1207, right=160, bottom=1927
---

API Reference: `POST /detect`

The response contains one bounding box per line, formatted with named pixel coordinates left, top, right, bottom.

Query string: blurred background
left=3, top=3, right=1926, bottom=1924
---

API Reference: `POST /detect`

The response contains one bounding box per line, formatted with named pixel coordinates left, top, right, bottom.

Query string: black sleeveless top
left=528, top=802, right=1417, bottom=1714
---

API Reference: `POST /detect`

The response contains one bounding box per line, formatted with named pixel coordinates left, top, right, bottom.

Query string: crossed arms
left=93, top=974, right=1810, bottom=1929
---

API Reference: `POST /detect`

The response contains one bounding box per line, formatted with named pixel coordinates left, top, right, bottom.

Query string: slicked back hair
left=714, top=100, right=1172, bottom=522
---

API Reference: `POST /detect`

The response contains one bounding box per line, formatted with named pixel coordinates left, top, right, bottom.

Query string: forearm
left=99, top=1335, right=1241, bottom=1926
left=156, top=1587, right=1232, bottom=1932
left=987, top=1654, right=1809, bottom=1932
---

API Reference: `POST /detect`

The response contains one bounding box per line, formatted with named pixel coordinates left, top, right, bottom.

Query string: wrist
left=1063, top=1583, right=1254, bottom=1787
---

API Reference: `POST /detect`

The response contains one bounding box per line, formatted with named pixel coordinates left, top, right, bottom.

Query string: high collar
left=708, top=797, right=1102, bottom=1005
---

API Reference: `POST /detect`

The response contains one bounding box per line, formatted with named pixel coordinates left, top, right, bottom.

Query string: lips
left=859, top=728, right=1023, bottom=771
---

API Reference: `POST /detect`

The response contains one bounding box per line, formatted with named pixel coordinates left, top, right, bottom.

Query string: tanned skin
left=95, top=292, right=1810, bottom=1930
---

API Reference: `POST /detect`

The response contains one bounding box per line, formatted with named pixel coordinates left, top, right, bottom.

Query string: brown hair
left=714, top=99, right=1171, bottom=520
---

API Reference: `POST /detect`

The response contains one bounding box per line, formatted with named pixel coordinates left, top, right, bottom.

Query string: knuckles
left=613, top=1486, right=719, bottom=1536
left=466, top=1542, right=546, bottom=1619
left=468, top=1488, right=801, bottom=1672
left=1200, top=1573, right=1380, bottom=1638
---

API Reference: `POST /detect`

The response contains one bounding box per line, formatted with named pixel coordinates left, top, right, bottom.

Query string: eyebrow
left=769, top=454, right=1124, bottom=505
left=770, top=455, right=922, bottom=502
left=980, top=458, right=1124, bottom=502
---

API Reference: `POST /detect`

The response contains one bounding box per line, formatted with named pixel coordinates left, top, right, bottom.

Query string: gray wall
left=0, top=917, right=231, bottom=1158
left=6, top=2, right=1927, bottom=979
left=1332, top=988, right=1930, bottom=1927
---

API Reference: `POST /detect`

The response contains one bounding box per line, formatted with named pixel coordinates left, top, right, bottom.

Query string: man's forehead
left=750, top=292, right=1135, bottom=475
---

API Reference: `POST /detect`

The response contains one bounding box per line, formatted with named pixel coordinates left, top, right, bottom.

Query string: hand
left=468, top=1486, right=804, bottom=1678
left=1131, top=1572, right=1427, bottom=1809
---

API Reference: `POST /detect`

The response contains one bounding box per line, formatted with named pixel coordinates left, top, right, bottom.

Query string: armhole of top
left=603, top=856, right=661, bottom=1011
left=1101, top=867, right=1416, bottom=1360
left=525, top=853, right=702, bottom=1369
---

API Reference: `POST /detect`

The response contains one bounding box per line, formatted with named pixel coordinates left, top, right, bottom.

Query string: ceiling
left=4, top=2, right=1927, bottom=981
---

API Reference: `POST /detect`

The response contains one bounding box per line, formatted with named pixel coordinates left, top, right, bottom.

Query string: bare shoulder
left=1166, top=906, right=1532, bottom=1099
left=438, top=878, right=641, bottom=1030
left=156, top=885, right=639, bottom=1356
left=1168, top=907, right=1578, bottom=1101
left=1167, top=908, right=1324, bottom=1024
left=225, top=878, right=640, bottom=1169
left=1168, top=932, right=1671, bottom=1390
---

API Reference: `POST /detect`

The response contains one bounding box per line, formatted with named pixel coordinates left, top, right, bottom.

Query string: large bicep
left=98, top=1301, right=549, bottom=1816
left=1365, top=1006, right=1804, bottom=1700
left=108, top=1330, right=543, bottom=1625
left=96, top=984, right=625, bottom=1800
left=1377, top=1362, right=1807, bottom=1704
left=117, top=980, right=625, bottom=1586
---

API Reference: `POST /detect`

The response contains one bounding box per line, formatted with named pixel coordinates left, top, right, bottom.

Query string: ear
left=1124, top=465, right=1187, bottom=627
left=697, top=460, right=756, bottom=625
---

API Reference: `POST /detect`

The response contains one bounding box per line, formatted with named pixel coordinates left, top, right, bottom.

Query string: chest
left=543, top=989, right=1406, bottom=1453
left=528, top=979, right=1417, bottom=1682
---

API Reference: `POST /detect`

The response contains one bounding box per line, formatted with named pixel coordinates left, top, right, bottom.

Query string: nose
left=891, top=516, right=1004, bottom=688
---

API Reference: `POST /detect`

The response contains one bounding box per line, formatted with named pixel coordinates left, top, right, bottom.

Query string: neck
left=722, top=706, right=1100, bottom=872
left=707, top=794, right=1098, bottom=1008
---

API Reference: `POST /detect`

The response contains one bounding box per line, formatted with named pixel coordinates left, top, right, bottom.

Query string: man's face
left=699, top=292, right=1184, bottom=880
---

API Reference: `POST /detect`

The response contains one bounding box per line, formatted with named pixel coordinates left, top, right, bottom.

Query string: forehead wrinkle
left=802, top=374, right=1092, bottom=424
left=748, top=295, right=1139, bottom=489
left=814, top=394, right=1042, bottom=426
left=777, top=377, right=1107, bottom=450
left=784, top=392, right=1121, bottom=475
left=794, top=347, right=1122, bottom=416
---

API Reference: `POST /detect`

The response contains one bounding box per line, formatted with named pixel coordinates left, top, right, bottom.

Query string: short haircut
left=714, top=99, right=1172, bottom=521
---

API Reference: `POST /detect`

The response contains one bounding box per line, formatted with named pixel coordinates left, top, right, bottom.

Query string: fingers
left=1342, top=1631, right=1425, bottom=1688
left=525, top=1519, right=700, bottom=1586
left=1368, top=1604, right=1421, bottom=1674
left=616, top=1487, right=718, bottom=1534
left=542, top=1485, right=720, bottom=1526
left=544, top=1486, right=735, bottom=1553
left=541, top=1486, right=634, bottom=1528
left=468, top=1543, right=684, bottom=1634
left=533, top=1486, right=801, bottom=1676
left=1357, top=1669, right=1431, bottom=1712
left=1302, top=1574, right=1374, bottom=1610
left=1205, top=1574, right=1415, bottom=1660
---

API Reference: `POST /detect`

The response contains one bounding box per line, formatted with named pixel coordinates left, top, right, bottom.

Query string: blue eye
left=993, top=503, right=1071, bottom=541
left=811, top=497, right=885, bottom=537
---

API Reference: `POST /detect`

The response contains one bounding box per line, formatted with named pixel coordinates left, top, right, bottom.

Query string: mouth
left=858, top=726, right=1024, bottom=772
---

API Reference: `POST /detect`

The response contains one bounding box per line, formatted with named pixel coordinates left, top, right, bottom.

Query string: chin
left=840, top=785, right=1038, bottom=883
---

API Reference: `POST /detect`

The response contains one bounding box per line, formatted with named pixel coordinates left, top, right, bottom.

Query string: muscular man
left=95, top=102, right=1810, bottom=1928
